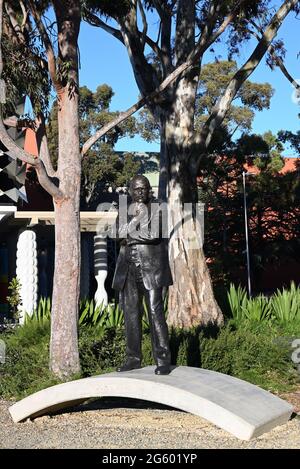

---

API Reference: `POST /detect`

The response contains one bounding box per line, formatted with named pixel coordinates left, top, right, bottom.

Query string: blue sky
left=78, top=6, right=299, bottom=156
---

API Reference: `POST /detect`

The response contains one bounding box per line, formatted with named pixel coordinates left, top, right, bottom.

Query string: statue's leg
left=121, top=264, right=143, bottom=366
left=144, top=288, right=171, bottom=367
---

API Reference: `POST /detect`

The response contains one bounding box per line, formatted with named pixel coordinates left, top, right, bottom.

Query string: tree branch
left=121, top=20, right=160, bottom=96
left=27, top=0, right=61, bottom=92
left=194, top=0, right=245, bottom=60
left=137, top=0, right=147, bottom=52
left=272, top=48, right=300, bottom=89
left=19, top=0, right=28, bottom=29
left=34, top=159, right=63, bottom=200
left=81, top=1, right=244, bottom=156
left=0, top=0, right=63, bottom=200
left=0, top=118, right=63, bottom=200
left=196, top=1, right=221, bottom=50
left=83, top=6, right=167, bottom=82
left=192, top=0, right=299, bottom=172
left=249, top=18, right=300, bottom=91
left=152, top=0, right=173, bottom=74
left=4, top=2, right=25, bottom=43
left=35, top=112, right=57, bottom=177
left=82, top=8, right=124, bottom=44
left=0, top=120, right=35, bottom=165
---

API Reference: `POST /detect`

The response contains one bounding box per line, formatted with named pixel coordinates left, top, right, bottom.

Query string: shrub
left=227, top=284, right=248, bottom=322
left=227, top=283, right=300, bottom=325
left=200, top=322, right=299, bottom=392
left=0, top=320, right=60, bottom=399
left=271, top=282, right=300, bottom=323
left=6, top=277, right=22, bottom=321
left=1, top=301, right=299, bottom=399
left=242, top=295, right=272, bottom=322
left=79, top=327, right=127, bottom=376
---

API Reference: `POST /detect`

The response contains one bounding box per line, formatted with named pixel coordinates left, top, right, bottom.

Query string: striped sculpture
left=94, top=234, right=108, bottom=309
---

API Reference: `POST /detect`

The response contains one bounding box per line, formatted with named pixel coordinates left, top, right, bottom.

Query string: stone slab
left=9, top=366, right=293, bottom=441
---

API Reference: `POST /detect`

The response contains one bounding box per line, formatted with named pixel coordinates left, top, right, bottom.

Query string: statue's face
left=131, top=179, right=150, bottom=204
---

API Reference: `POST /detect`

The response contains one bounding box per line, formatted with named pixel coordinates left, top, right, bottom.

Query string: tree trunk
left=119, top=0, right=223, bottom=328
left=167, top=187, right=223, bottom=327
left=50, top=87, right=81, bottom=377
left=50, top=2, right=81, bottom=377
left=161, top=78, right=223, bottom=328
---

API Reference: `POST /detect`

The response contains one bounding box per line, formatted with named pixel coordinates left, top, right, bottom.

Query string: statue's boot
left=117, top=358, right=141, bottom=372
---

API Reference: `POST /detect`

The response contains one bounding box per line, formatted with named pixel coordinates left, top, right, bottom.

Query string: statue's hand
left=136, top=202, right=148, bottom=217
left=129, top=202, right=148, bottom=219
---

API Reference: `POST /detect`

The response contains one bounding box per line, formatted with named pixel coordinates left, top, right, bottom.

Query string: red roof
left=244, top=157, right=300, bottom=175
left=24, top=128, right=38, bottom=157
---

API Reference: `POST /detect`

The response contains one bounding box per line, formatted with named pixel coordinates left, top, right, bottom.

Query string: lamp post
left=242, top=171, right=252, bottom=297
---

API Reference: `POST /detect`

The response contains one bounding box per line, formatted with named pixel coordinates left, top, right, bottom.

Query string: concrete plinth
left=9, top=366, right=293, bottom=440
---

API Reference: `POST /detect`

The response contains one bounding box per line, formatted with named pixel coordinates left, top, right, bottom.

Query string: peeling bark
left=158, top=5, right=223, bottom=327
left=50, top=86, right=81, bottom=377
left=162, top=95, right=223, bottom=327
left=49, top=2, right=81, bottom=378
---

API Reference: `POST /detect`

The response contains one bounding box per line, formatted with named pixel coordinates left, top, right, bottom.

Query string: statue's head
left=129, top=175, right=151, bottom=204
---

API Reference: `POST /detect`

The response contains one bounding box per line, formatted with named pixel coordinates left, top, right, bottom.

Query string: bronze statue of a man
left=112, top=175, right=172, bottom=375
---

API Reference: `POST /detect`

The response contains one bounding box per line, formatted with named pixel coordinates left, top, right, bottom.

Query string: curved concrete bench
left=9, top=366, right=293, bottom=440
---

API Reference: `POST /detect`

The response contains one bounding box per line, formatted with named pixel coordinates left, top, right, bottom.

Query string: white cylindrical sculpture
left=16, top=229, right=38, bottom=323
left=94, top=234, right=108, bottom=309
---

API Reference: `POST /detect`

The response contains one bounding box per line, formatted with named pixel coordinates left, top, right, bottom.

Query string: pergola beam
left=14, top=211, right=117, bottom=232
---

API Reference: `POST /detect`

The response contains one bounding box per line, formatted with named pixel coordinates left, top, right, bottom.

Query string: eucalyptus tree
left=0, top=0, right=82, bottom=378
left=47, top=84, right=140, bottom=208
left=0, top=0, right=194, bottom=378
left=0, top=0, right=298, bottom=377
left=82, top=0, right=300, bottom=327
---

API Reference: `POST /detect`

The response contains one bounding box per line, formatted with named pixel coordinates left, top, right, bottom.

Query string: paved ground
left=1, top=396, right=300, bottom=449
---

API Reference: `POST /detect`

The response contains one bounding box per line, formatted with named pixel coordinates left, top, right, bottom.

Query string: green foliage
left=24, top=297, right=51, bottom=326
left=0, top=319, right=59, bottom=399
left=56, top=58, right=73, bottom=86
left=79, top=298, right=102, bottom=326
left=83, top=0, right=131, bottom=19
left=252, top=131, right=285, bottom=174
left=227, top=284, right=248, bottom=322
left=240, top=81, right=273, bottom=111
left=24, top=297, right=124, bottom=332
left=200, top=322, right=299, bottom=392
left=271, top=282, right=300, bottom=323
left=200, top=128, right=299, bottom=289
left=6, top=277, right=22, bottom=320
left=278, top=130, right=300, bottom=156
left=104, top=303, right=124, bottom=328
left=79, top=326, right=128, bottom=376
left=79, top=299, right=124, bottom=329
left=2, top=37, right=51, bottom=117
left=47, top=84, right=140, bottom=208
left=1, top=318, right=299, bottom=398
left=196, top=61, right=273, bottom=135
left=227, top=283, right=300, bottom=325
left=242, top=295, right=272, bottom=322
